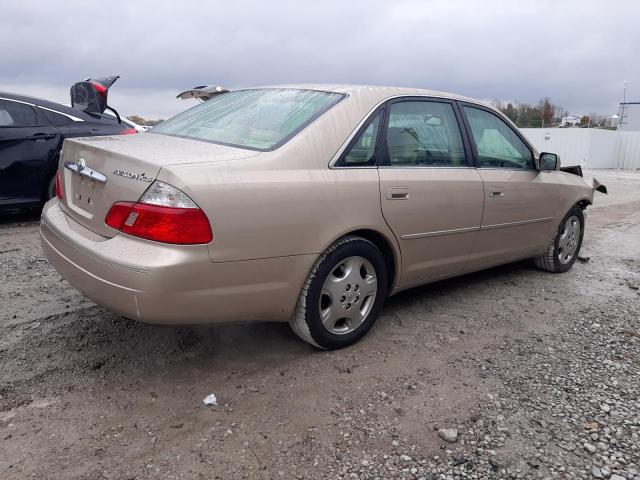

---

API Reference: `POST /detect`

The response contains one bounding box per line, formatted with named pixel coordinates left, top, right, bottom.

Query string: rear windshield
left=153, top=88, right=345, bottom=151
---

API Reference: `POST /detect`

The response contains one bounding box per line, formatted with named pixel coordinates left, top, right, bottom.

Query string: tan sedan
left=40, top=85, right=605, bottom=349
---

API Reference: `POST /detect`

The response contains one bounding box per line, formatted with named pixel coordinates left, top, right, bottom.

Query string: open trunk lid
left=176, top=85, right=229, bottom=102
left=58, top=133, right=258, bottom=237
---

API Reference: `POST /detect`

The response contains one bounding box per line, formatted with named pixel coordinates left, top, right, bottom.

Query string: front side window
left=336, top=112, right=382, bottom=167
left=0, top=100, right=37, bottom=127
left=385, top=101, right=466, bottom=167
left=463, top=106, right=533, bottom=169
left=152, top=88, right=345, bottom=151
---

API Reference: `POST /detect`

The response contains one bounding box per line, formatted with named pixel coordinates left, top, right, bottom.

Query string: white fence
left=521, top=128, right=640, bottom=170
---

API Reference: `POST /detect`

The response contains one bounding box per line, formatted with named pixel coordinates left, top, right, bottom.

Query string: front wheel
left=289, top=236, right=388, bottom=349
left=534, top=206, right=585, bottom=273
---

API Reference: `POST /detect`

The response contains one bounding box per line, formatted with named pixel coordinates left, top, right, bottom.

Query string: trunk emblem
left=112, top=169, right=154, bottom=183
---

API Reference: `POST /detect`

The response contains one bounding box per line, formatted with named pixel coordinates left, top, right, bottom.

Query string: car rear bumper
left=40, top=199, right=315, bottom=324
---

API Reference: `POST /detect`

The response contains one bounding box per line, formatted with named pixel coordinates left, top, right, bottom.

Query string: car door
left=376, top=98, right=484, bottom=287
left=0, top=98, right=60, bottom=206
left=460, top=103, right=559, bottom=265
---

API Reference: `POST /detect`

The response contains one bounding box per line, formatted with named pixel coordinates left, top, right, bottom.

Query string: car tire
left=289, top=235, right=388, bottom=350
left=534, top=206, right=585, bottom=273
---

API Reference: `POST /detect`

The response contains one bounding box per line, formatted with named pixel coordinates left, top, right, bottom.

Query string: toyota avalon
left=40, top=85, right=605, bottom=349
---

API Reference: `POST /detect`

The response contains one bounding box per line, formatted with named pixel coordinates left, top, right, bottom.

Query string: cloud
left=1, top=0, right=638, bottom=118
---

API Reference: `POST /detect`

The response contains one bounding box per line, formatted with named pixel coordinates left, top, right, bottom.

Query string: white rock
left=584, top=443, right=597, bottom=454
left=438, top=428, right=458, bottom=443
left=609, top=475, right=626, bottom=480
left=202, top=393, right=218, bottom=406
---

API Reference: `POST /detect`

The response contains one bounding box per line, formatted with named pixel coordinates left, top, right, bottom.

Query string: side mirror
left=538, top=152, right=560, bottom=171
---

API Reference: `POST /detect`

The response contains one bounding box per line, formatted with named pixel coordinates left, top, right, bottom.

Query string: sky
left=1, top=0, right=638, bottom=119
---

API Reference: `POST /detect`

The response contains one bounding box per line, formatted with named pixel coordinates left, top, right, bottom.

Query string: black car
left=0, top=76, right=136, bottom=210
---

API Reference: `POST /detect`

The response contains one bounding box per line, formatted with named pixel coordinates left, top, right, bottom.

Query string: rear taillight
left=56, top=169, right=63, bottom=199
left=105, top=181, right=212, bottom=245
left=119, top=128, right=138, bottom=135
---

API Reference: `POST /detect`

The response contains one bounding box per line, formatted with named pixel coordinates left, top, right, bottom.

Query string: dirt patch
left=1, top=172, right=639, bottom=479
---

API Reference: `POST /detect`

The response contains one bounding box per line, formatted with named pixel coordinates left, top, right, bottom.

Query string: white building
left=610, top=114, right=619, bottom=128
left=618, top=102, right=640, bottom=131
left=561, top=114, right=582, bottom=126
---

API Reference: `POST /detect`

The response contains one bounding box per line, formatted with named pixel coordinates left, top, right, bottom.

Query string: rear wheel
left=289, top=236, right=387, bottom=349
left=534, top=206, right=584, bottom=273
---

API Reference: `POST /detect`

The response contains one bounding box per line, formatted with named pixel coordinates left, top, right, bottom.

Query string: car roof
left=250, top=83, right=489, bottom=106
left=0, top=91, right=93, bottom=120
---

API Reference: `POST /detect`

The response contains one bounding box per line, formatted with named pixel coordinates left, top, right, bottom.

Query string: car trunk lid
left=58, top=133, right=259, bottom=237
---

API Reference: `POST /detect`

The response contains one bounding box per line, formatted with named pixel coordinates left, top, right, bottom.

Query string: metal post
left=619, top=80, right=628, bottom=130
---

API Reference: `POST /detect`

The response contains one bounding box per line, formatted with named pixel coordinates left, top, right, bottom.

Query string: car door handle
left=490, top=191, right=504, bottom=198
left=27, top=133, right=56, bottom=141
left=386, top=187, right=409, bottom=200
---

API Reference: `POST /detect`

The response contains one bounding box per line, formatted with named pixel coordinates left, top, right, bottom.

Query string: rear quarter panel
left=158, top=93, right=400, bottom=274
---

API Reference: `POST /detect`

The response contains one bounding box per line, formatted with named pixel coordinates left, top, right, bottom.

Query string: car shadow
left=0, top=256, right=551, bottom=413
left=50, top=260, right=539, bottom=370
left=0, top=207, right=41, bottom=226
left=386, top=259, right=538, bottom=308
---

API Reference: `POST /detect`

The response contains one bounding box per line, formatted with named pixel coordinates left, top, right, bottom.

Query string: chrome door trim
left=39, top=106, right=84, bottom=122
left=401, top=217, right=554, bottom=240
left=0, top=96, right=36, bottom=106
left=401, top=225, right=480, bottom=239
left=329, top=94, right=500, bottom=169
left=480, top=217, right=554, bottom=231
left=0, top=97, right=84, bottom=122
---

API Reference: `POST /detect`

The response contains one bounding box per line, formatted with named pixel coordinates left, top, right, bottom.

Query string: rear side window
left=336, top=112, right=382, bottom=167
left=153, top=89, right=345, bottom=151
left=0, top=99, right=37, bottom=127
left=40, top=108, right=73, bottom=126
left=463, top=106, right=533, bottom=169
left=385, top=101, right=466, bottom=166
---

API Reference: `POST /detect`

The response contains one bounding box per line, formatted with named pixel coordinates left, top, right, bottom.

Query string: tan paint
left=41, top=85, right=599, bottom=325
left=378, top=167, right=484, bottom=287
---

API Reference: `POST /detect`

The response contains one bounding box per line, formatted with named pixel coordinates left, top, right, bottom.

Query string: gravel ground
left=0, top=170, right=639, bottom=480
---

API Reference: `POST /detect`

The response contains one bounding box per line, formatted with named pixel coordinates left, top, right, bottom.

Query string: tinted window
left=385, top=101, right=466, bottom=166
left=336, top=112, right=382, bottom=167
left=463, top=106, right=533, bottom=169
left=0, top=99, right=37, bottom=127
left=153, top=89, right=345, bottom=150
left=40, top=108, right=73, bottom=125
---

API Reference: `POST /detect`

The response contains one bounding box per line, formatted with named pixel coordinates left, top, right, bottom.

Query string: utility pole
left=619, top=80, right=628, bottom=130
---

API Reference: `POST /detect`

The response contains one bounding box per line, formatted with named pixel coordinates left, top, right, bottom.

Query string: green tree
left=504, top=103, right=517, bottom=123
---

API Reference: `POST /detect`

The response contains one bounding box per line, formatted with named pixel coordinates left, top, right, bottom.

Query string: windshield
left=153, top=88, right=345, bottom=150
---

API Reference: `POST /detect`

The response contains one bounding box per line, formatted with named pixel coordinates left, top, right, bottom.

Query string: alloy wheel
left=319, top=256, right=378, bottom=335
left=558, top=215, right=581, bottom=264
